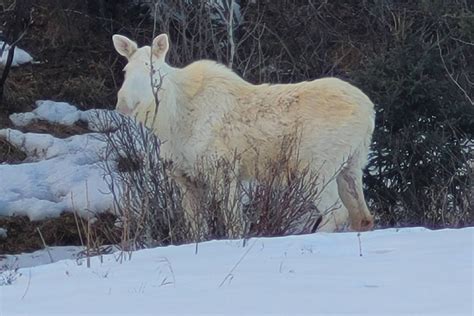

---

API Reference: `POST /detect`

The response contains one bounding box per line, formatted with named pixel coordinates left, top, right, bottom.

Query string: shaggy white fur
left=113, top=33, right=375, bottom=233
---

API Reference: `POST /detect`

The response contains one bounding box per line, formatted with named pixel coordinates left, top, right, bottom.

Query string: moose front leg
left=172, top=173, right=208, bottom=240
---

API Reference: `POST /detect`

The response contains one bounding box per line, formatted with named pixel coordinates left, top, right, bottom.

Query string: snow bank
left=1, top=228, right=472, bottom=315
left=0, top=41, right=33, bottom=66
left=0, top=128, right=114, bottom=220
left=0, top=101, right=122, bottom=220
left=9, top=100, right=116, bottom=131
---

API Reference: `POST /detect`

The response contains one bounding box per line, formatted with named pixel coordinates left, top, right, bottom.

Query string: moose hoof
left=351, top=215, right=374, bottom=232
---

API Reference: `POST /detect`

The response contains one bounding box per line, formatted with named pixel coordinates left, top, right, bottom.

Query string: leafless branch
left=437, top=32, right=473, bottom=106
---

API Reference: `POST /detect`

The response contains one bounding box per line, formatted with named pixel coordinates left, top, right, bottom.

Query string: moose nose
left=116, top=97, right=134, bottom=116
left=117, top=105, right=133, bottom=116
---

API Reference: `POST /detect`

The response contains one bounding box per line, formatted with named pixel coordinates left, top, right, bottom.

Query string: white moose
left=112, top=33, right=375, bottom=233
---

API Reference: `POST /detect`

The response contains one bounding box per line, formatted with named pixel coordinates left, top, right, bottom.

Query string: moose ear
left=152, top=33, right=169, bottom=59
left=112, top=34, right=138, bottom=59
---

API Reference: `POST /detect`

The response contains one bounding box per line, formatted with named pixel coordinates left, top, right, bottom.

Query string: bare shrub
left=189, top=136, right=332, bottom=240
left=0, top=136, right=26, bottom=163
left=161, top=135, right=328, bottom=242
left=188, top=155, right=244, bottom=240
left=143, top=0, right=240, bottom=67
left=243, top=142, right=329, bottom=237
left=95, top=111, right=191, bottom=251
left=96, top=109, right=334, bottom=247
left=71, top=206, right=116, bottom=267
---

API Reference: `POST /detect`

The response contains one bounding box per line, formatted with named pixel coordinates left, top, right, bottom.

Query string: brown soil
left=0, top=137, right=26, bottom=163
left=0, top=119, right=92, bottom=164
left=17, top=120, right=91, bottom=138
left=0, top=213, right=118, bottom=255
left=1, top=0, right=129, bottom=122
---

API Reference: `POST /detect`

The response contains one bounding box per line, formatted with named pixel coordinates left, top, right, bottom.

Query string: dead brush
left=245, top=137, right=333, bottom=236
left=96, top=109, right=339, bottom=247
left=2, top=70, right=36, bottom=113
left=95, top=112, right=336, bottom=249
left=0, top=136, right=26, bottom=163
left=95, top=110, right=191, bottom=251
left=244, top=142, right=329, bottom=237
left=59, top=75, right=111, bottom=108
left=190, top=154, right=247, bottom=240
left=188, top=135, right=335, bottom=240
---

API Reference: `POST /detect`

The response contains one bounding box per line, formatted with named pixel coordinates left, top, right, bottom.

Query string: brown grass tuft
left=0, top=137, right=26, bottom=164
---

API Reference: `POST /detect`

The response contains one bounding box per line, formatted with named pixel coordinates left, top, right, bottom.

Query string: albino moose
left=112, top=33, right=375, bottom=233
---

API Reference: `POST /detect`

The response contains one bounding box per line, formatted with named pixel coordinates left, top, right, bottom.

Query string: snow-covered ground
left=0, top=101, right=119, bottom=220
left=1, top=246, right=84, bottom=271
left=1, top=227, right=472, bottom=315
left=0, top=41, right=33, bottom=66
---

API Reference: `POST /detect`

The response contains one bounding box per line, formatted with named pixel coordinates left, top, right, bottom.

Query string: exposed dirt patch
left=0, top=137, right=26, bottom=164
left=17, top=120, right=91, bottom=139
left=0, top=110, right=16, bottom=129
left=0, top=120, right=91, bottom=165
left=0, top=212, right=118, bottom=255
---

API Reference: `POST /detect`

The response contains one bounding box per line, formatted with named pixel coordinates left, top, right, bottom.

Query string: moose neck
left=150, top=63, right=195, bottom=159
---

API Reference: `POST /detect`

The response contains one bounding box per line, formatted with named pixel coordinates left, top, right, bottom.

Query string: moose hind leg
left=336, top=158, right=374, bottom=231
left=315, top=180, right=350, bottom=232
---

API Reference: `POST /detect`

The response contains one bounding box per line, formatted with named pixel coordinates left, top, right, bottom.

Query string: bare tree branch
left=437, top=32, right=473, bottom=106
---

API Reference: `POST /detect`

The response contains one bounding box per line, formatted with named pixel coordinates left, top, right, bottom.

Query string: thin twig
left=149, top=2, right=163, bottom=127
left=85, top=180, right=91, bottom=268
left=357, top=232, right=363, bottom=257
left=218, top=239, right=257, bottom=288
left=36, top=227, right=54, bottom=263
left=71, top=192, right=85, bottom=247
left=437, top=32, right=473, bottom=106
left=21, top=269, right=32, bottom=300
left=227, top=0, right=236, bottom=69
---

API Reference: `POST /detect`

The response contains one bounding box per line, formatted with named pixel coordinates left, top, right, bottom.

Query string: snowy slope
left=1, top=227, right=472, bottom=315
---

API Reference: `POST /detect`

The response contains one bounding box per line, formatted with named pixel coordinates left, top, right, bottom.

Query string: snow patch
left=0, top=41, right=33, bottom=66
left=9, top=100, right=120, bottom=132
left=0, top=101, right=126, bottom=220
left=0, top=128, right=115, bottom=220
